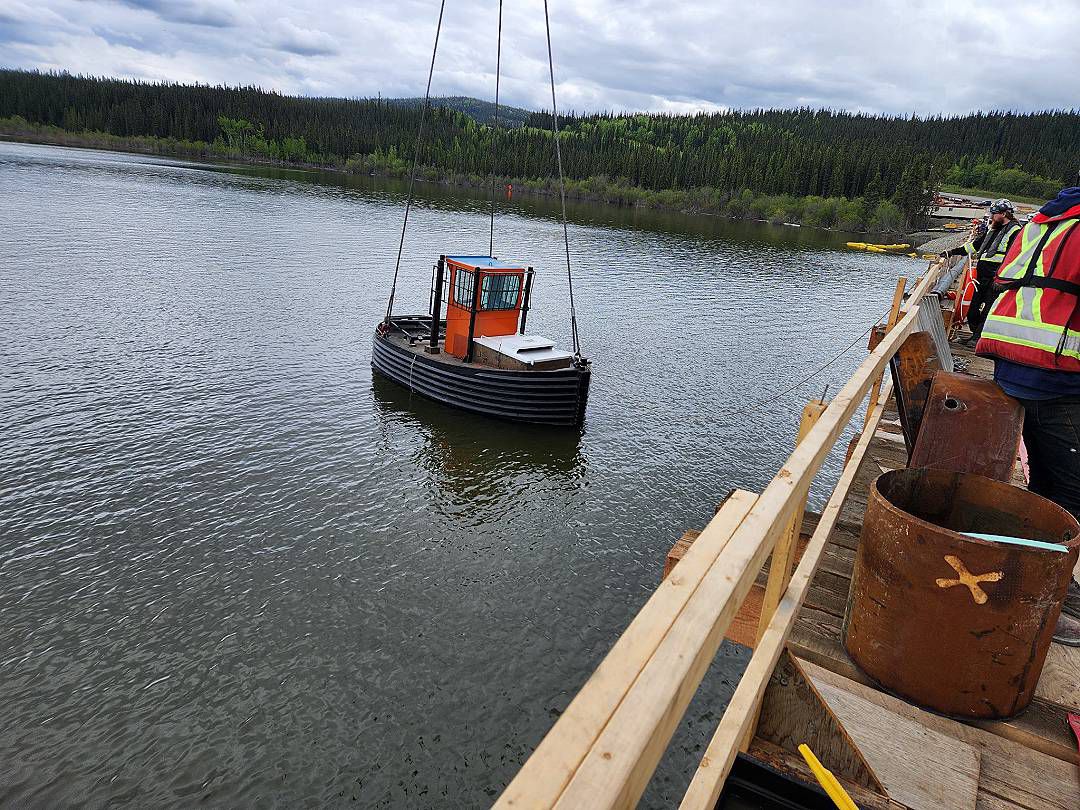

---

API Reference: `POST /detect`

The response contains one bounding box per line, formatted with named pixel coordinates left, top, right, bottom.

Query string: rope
left=384, top=0, right=447, bottom=326
left=543, top=0, right=581, bottom=356
left=729, top=306, right=890, bottom=415
left=488, top=0, right=503, bottom=258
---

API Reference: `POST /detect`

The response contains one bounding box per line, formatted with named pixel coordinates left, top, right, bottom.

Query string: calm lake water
left=0, top=140, right=912, bottom=807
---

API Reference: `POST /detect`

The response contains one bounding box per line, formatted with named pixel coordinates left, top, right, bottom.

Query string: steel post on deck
left=429, top=255, right=445, bottom=352
left=520, top=267, right=534, bottom=334
left=464, top=268, right=483, bottom=363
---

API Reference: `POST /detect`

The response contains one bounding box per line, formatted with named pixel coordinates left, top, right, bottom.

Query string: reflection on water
left=370, top=374, right=586, bottom=506
left=0, top=140, right=912, bottom=807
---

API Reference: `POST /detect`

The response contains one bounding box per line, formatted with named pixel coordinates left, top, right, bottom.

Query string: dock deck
left=753, top=337, right=1080, bottom=809
left=496, top=264, right=1080, bottom=809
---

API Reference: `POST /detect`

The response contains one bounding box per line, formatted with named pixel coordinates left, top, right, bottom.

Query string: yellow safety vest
left=963, top=220, right=1022, bottom=267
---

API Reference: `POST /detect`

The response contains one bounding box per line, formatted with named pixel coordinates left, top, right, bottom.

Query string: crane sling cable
left=488, top=0, right=503, bottom=257
left=543, top=0, right=582, bottom=356
left=384, top=0, right=447, bottom=326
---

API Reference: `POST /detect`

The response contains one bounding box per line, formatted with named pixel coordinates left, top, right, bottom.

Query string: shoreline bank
left=0, top=124, right=913, bottom=239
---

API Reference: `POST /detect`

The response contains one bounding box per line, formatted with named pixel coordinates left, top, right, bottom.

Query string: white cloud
left=1, top=0, right=1078, bottom=114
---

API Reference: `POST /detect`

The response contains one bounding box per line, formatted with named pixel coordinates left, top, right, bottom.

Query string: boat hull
left=371, top=329, right=590, bottom=427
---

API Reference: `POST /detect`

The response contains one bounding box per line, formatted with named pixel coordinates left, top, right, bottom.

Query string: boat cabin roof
left=446, top=255, right=528, bottom=272
left=473, top=334, right=573, bottom=366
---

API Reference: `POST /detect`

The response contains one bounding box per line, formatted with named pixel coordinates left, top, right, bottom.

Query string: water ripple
left=0, top=141, right=907, bottom=808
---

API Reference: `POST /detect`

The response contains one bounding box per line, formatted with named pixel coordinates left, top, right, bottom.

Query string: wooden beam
left=678, top=377, right=896, bottom=810
left=756, top=399, right=827, bottom=644
left=493, top=490, right=758, bottom=809
left=742, top=399, right=827, bottom=748
left=804, top=659, right=1080, bottom=810
left=863, top=276, right=906, bottom=432
left=663, top=530, right=700, bottom=581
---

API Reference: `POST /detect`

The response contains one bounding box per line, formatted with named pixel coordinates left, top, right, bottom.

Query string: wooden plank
left=811, top=673, right=981, bottom=810
left=1035, top=644, right=1080, bottom=712
left=747, top=740, right=908, bottom=810
left=803, top=659, right=1080, bottom=810
left=663, top=530, right=699, bottom=581
left=790, top=599, right=1080, bottom=766
left=802, top=568, right=850, bottom=618
left=678, top=376, right=898, bottom=810
left=755, top=651, right=885, bottom=793
left=493, top=490, right=758, bottom=809
left=727, top=582, right=765, bottom=649
left=756, top=399, right=828, bottom=643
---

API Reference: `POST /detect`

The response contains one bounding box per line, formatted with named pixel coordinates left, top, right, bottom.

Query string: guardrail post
left=862, top=276, right=907, bottom=432
left=741, top=397, right=826, bottom=751
left=755, top=398, right=827, bottom=645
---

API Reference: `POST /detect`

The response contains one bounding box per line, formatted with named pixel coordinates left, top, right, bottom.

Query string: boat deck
left=758, top=336, right=1080, bottom=809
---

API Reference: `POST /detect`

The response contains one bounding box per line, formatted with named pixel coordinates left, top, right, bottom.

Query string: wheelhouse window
left=454, top=269, right=475, bottom=308
left=480, top=273, right=522, bottom=311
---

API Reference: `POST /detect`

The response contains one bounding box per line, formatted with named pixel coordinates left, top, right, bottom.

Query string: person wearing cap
left=975, top=185, right=1080, bottom=645
left=944, top=199, right=1023, bottom=345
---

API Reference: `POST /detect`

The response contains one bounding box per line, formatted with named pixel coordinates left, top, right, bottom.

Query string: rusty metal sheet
left=909, top=371, right=1024, bottom=482
left=867, top=324, right=886, bottom=353
left=844, top=467, right=1080, bottom=719
left=890, top=331, right=942, bottom=453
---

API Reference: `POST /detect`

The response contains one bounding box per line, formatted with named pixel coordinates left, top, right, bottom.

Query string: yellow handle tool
left=797, top=744, right=859, bottom=810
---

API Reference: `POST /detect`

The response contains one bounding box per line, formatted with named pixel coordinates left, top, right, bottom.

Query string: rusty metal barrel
left=844, top=467, right=1080, bottom=719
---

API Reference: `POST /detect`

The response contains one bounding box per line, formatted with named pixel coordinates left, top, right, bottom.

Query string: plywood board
left=1034, top=643, right=1080, bottom=713
left=790, top=600, right=1080, bottom=766
left=811, top=674, right=981, bottom=809
left=802, top=658, right=1080, bottom=810
left=756, top=652, right=885, bottom=793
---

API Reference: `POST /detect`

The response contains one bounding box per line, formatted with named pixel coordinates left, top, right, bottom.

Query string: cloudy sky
left=3, top=0, right=1079, bottom=115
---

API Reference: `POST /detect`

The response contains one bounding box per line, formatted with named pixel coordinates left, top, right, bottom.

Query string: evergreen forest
left=2, top=69, right=1077, bottom=232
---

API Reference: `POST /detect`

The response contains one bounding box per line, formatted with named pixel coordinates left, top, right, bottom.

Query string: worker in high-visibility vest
left=976, top=184, right=1080, bottom=645
left=945, top=199, right=1023, bottom=345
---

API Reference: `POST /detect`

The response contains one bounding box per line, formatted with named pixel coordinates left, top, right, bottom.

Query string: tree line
left=2, top=69, right=1076, bottom=229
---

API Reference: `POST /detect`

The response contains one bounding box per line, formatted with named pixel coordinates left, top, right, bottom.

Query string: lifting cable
left=384, top=0, right=447, bottom=326
left=488, top=0, right=503, bottom=257
left=543, top=0, right=582, bottom=356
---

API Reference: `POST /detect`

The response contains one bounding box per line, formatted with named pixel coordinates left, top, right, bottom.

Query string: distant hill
left=2, top=70, right=1076, bottom=228
left=386, top=96, right=532, bottom=128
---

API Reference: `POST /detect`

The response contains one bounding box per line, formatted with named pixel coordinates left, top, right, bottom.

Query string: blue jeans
left=1017, top=395, right=1080, bottom=522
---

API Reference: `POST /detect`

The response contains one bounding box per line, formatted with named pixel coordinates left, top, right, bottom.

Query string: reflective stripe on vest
left=977, top=221, right=1022, bottom=265
left=982, top=218, right=1080, bottom=361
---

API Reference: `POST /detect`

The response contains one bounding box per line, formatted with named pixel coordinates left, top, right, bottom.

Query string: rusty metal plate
left=909, top=371, right=1024, bottom=482
left=890, top=331, right=943, bottom=454
left=844, top=467, right=1080, bottom=719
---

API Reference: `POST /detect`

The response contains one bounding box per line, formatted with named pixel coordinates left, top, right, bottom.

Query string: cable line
left=384, top=0, right=447, bottom=326
left=543, top=0, right=581, bottom=356
left=729, top=307, right=890, bottom=415
left=488, top=0, right=503, bottom=258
